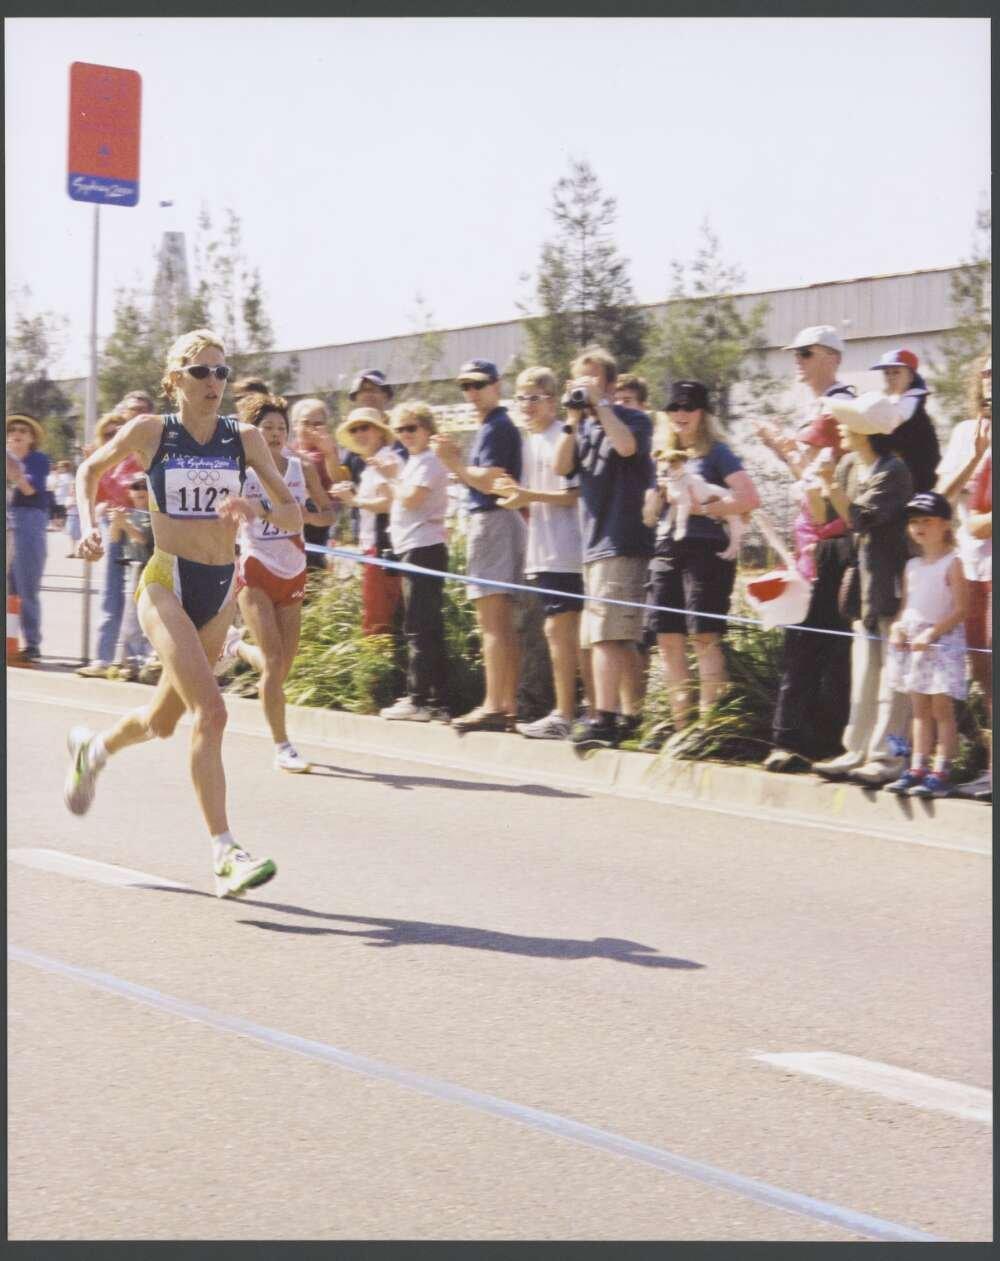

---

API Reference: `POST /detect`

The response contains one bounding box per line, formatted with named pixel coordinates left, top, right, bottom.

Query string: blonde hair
left=95, top=410, right=127, bottom=443
left=390, top=401, right=437, bottom=434
left=658, top=408, right=727, bottom=457
left=161, top=329, right=225, bottom=403
left=571, top=345, right=618, bottom=387
left=516, top=366, right=558, bottom=397
left=289, top=397, right=330, bottom=428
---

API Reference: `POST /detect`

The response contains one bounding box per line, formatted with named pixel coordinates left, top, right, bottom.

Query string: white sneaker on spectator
left=516, top=710, right=572, bottom=740
left=380, top=697, right=432, bottom=722
left=813, top=751, right=863, bottom=779
left=275, top=743, right=311, bottom=773
left=954, top=771, right=992, bottom=801
left=849, top=759, right=905, bottom=787
left=213, top=624, right=246, bottom=677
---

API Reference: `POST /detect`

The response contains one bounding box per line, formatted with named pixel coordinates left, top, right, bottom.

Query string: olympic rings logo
left=186, top=469, right=223, bottom=485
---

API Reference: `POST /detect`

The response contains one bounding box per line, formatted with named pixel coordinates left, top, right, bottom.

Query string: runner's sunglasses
left=182, top=365, right=232, bottom=381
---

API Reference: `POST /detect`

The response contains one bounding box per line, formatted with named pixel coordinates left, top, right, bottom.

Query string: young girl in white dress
left=885, top=492, right=969, bottom=798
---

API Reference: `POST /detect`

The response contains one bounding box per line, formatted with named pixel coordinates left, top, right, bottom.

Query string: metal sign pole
left=80, top=203, right=100, bottom=665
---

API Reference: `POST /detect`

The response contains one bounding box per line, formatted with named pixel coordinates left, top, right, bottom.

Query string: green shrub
left=636, top=620, right=785, bottom=761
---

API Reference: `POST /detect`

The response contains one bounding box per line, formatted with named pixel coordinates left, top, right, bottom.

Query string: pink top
left=792, top=504, right=847, bottom=582
left=96, top=455, right=144, bottom=511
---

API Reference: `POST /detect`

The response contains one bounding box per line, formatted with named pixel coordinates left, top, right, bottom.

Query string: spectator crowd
left=6, top=326, right=993, bottom=803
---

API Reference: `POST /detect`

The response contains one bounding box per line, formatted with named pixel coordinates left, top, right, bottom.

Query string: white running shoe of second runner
left=275, top=744, right=311, bottom=773
left=213, top=624, right=246, bottom=677
left=64, top=726, right=99, bottom=815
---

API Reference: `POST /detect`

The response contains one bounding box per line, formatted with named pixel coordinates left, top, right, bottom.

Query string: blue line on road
left=9, top=943, right=939, bottom=1243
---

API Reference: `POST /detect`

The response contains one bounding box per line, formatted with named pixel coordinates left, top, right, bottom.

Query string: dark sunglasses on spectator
left=460, top=381, right=487, bottom=390
left=183, top=365, right=232, bottom=380
left=394, top=424, right=420, bottom=434
left=793, top=348, right=814, bottom=360
left=515, top=393, right=551, bottom=403
left=666, top=405, right=699, bottom=414
left=349, top=423, right=373, bottom=434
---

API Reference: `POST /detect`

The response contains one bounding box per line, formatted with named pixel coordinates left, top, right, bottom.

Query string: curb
left=9, top=667, right=992, bottom=856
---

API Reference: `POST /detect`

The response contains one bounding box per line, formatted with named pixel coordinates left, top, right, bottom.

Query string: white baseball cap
left=783, top=325, right=844, bottom=354
left=826, top=391, right=902, bottom=436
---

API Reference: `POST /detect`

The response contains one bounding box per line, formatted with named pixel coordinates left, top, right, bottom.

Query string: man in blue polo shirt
left=431, top=359, right=526, bottom=732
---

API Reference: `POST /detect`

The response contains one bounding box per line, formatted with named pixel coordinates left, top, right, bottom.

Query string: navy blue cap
left=348, top=369, right=394, bottom=400
left=906, top=491, right=952, bottom=520
left=666, top=380, right=710, bottom=411
left=457, top=359, right=499, bottom=385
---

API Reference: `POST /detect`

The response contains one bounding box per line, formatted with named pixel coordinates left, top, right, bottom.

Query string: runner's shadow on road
left=304, top=762, right=587, bottom=799
left=240, top=906, right=704, bottom=968
left=135, top=887, right=701, bottom=969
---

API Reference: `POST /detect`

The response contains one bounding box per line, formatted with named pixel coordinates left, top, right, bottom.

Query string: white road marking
left=8, top=943, right=938, bottom=1243
left=754, top=1052, right=992, bottom=1126
left=9, top=687, right=989, bottom=856
left=8, top=847, right=192, bottom=892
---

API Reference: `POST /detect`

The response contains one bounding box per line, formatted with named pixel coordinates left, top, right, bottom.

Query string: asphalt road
left=6, top=677, right=992, bottom=1243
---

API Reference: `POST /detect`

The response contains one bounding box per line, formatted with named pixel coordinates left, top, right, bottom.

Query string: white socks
left=211, top=831, right=236, bottom=866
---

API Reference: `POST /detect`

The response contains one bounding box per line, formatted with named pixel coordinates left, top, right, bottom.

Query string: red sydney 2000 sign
left=67, top=62, right=142, bottom=207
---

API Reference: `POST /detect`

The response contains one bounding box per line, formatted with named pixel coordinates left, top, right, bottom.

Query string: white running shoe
left=516, top=710, right=572, bottom=740
left=213, top=845, right=277, bottom=898
left=380, top=696, right=432, bottom=722
left=213, top=624, right=246, bottom=677
left=64, top=726, right=99, bottom=815
left=275, top=744, right=311, bottom=773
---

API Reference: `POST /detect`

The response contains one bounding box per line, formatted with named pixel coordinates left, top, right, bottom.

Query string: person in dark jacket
left=811, top=392, right=914, bottom=786
left=871, top=348, right=940, bottom=493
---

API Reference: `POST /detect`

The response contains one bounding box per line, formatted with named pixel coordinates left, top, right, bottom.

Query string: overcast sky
left=5, top=16, right=991, bottom=379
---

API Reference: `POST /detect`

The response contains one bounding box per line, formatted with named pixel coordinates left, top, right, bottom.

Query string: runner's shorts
left=135, top=548, right=236, bottom=629
left=237, top=554, right=307, bottom=608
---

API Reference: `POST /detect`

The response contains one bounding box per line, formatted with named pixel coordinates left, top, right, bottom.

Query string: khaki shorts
left=466, top=508, right=526, bottom=601
left=580, top=555, right=648, bottom=646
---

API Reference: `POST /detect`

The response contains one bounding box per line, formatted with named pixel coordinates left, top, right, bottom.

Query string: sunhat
left=335, top=407, right=395, bottom=455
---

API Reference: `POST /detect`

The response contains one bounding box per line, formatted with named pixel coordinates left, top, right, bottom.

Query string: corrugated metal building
left=57, top=265, right=969, bottom=409
left=267, top=265, right=966, bottom=400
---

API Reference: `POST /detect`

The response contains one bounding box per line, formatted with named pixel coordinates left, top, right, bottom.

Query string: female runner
left=63, top=329, right=302, bottom=898
left=218, top=392, right=335, bottom=771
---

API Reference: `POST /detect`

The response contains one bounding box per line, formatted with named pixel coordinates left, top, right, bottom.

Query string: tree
left=5, top=287, right=76, bottom=457
left=928, top=205, right=991, bottom=426
left=636, top=220, right=775, bottom=427
left=400, top=292, right=448, bottom=404
left=98, top=287, right=162, bottom=413
left=520, top=158, right=647, bottom=378
left=99, top=205, right=296, bottom=412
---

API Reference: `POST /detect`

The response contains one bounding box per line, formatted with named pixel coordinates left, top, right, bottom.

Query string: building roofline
left=273, top=264, right=965, bottom=358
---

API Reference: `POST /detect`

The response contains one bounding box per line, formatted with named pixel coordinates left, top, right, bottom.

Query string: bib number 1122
left=177, top=485, right=228, bottom=513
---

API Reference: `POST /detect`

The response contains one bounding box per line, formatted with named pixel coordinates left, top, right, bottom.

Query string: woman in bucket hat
left=809, top=393, right=914, bottom=786
left=330, top=407, right=403, bottom=635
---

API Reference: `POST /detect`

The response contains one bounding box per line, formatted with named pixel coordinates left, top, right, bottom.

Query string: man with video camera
left=554, top=345, right=655, bottom=748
